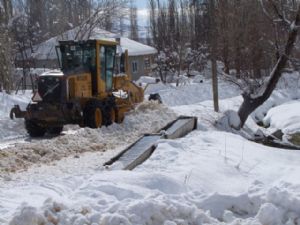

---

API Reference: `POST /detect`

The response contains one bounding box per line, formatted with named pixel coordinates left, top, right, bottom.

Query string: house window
left=132, top=61, right=138, bottom=73
left=144, top=57, right=150, bottom=69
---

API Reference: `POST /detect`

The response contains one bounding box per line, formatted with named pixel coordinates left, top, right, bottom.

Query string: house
left=18, top=28, right=157, bottom=81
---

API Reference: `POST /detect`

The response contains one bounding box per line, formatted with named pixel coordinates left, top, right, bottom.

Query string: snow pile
left=263, top=100, right=300, bottom=135
left=136, top=76, right=158, bottom=85
left=145, top=78, right=241, bottom=107
left=193, top=74, right=205, bottom=83
left=252, top=90, right=300, bottom=123
left=250, top=72, right=300, bottom=123
left=217, top=110, right=241, bottom=130
left=9, top=173, right=218, bottom=225
left=7, top=129, right=300, bottom=225
left=139, top=131, right=300, bottom=224
left=0, top=101, right=177, bottom=173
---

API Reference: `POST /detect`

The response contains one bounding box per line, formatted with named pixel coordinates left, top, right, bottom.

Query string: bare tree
left=75, top=0, right=129, bottom=40
left=149, top=0, right=158, bottom=46
left=0, top=28, right=13, bottom=92
left=154, top=49, right=180, bottom=83
left=129, top=4, right=139, bottom=41
left=0, top=0, right=13, bottom=92
left=237, top=0, right=300, bottom=128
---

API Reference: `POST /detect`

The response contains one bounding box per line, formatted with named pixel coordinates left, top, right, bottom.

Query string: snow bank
left=263, top=100, right=300, bottom=135
left=136, top=76, right=158, bottom=85
left=217, top=110, right=241, bottom=130
left=252, top=90, right=300, bottom=123
left=139, top=131, right=300, bottom=224
left=7, top=130, right=300, bottom=225
left=251, top=72, right=300, bottom=122
left=145, top=78, right=241, bottom=107
left=8, top=172, right=218, bottom=225
left=0, top=101, right=177, bottom=173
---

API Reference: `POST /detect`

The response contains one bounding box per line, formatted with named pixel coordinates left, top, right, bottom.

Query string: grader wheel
left=83, top=100, right=104, bottom=128
left=47, top=126, right=63, bottom=135
left=25, top=120, right=47, bottom=137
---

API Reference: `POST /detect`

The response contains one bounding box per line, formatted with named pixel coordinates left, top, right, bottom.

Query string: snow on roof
left=28, top=27, right=157, bottom=60
left=40, top=70, right=63, bottom=77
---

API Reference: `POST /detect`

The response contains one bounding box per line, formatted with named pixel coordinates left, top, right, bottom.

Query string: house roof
left=29, top=27, right=157, bottom=60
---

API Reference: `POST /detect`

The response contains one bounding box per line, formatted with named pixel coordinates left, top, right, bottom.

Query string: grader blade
left=104, top=116, right=197, bottom=170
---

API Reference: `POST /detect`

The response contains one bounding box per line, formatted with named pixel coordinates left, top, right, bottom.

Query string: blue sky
left=135, top=0, right=148, bottom=9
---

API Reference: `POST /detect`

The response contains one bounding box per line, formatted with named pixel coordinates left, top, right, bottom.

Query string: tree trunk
left=209, top=0, right=219, bottom=112
left=238, top=5, right=300, bottom=127
left=212, top=58, right=219, bottom=112
left=238, top=94, right=265, bottom=128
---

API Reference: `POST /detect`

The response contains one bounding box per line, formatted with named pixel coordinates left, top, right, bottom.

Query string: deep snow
left=263, top=101, right=300, bottom=134
left=1, top=73, right=300, bottom=225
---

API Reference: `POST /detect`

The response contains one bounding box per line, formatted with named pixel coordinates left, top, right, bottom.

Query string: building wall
left=128, top=54, right=155, bottom=81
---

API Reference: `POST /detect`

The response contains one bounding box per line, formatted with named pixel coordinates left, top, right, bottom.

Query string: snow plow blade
left=161, top=116, right=198, bottom=139
left=104, top=116, right=197, bottom=170
left=10, top=105, right=26, bottom=120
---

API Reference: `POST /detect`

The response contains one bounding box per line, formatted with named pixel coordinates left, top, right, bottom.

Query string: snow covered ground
left=0, top=91, right=31, bottom=142
left=1, top=74, right=300, bottom=225
left=144, top=76, right=241, bottom=107
left=263, top=101, right=300, bottom=133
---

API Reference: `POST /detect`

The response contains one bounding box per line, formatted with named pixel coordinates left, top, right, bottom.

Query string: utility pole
left=209, top=0, right=219, bottom=112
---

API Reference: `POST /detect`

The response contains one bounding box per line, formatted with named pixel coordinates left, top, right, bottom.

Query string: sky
left=135, top=0, right=149, bottom=27
left=135, top=0, right=148, bottom=9
left=134, top=0, right=167, bottom=9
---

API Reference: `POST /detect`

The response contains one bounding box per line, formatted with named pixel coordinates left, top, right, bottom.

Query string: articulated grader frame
left=10, top=39, right=148, bottom=137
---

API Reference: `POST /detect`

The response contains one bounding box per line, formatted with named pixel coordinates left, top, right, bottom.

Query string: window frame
left=144, top=57, right=151, bottom=69
left=132, top=61, right=138, bottom=73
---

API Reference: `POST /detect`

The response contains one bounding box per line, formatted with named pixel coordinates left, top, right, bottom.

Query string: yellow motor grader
left=10, top=39, right=145, bottom=137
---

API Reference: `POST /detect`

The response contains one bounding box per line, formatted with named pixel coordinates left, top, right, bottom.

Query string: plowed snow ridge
left=0, top=101, right=177, bottom=173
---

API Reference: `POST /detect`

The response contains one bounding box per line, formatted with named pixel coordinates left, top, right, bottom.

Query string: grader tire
left=47, top=126, right=63, bottom=135
left=102, top=104, right=116, bottom=126
left=83, top=100, right=104, bottom=128
left=25, top=120, right=47, bottom=137
left=101, top=97, right=116, bottom=126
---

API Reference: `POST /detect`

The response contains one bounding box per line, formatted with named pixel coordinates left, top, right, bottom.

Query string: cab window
left=99, top=45, right=116, bottom=91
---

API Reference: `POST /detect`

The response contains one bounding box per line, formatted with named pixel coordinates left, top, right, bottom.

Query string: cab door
left=99, top=45, right=116, bottom=92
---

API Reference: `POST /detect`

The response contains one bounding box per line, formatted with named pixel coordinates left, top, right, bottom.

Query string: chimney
left=115, top=37, right=121, bottom=45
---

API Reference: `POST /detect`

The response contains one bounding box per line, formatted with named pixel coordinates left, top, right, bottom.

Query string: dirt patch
left=288, top=132, right=300, bottom=146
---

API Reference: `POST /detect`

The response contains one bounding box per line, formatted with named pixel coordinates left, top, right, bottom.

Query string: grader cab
left=10, top=39, right=144, bottom=137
